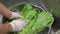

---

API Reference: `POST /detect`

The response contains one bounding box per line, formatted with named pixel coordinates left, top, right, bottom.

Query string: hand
left=10, top=12, right=22, bottom=19
left=9, top=20, right=29, bottom=32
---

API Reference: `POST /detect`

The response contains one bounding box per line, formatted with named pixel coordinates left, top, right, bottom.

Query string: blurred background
left=0, top=0, right=60, bottom=34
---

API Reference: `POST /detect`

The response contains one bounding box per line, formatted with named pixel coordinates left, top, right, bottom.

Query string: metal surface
left=0, top=0, right=60, bottom=34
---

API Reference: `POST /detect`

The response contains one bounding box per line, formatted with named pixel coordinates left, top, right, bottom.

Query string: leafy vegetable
left=14, top=4, right=54, bottom=34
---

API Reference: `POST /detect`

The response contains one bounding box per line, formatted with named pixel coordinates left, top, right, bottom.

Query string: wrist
left=8, top=24, right=13, bottom=32
left=9, top=12, right=16, bottom=19
left=9, top=22, right=15, bottom=32
left=0, top=24, right=13, bottom=34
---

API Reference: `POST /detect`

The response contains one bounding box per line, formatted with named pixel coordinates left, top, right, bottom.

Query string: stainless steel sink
left=0, top=0, right=60, bottom=34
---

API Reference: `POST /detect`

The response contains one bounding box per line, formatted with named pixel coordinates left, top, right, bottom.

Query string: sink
left=0, top=0, right=60, bottom=34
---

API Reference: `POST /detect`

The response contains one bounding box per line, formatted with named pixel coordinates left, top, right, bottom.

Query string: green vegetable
left=18, top=14, right=38, bottom=34
left=16, top=4, right=54, bottom=34
left=18, top=11, right=54, bottom=34
left=21, top=4, right=33, bottom=15
left=21, top=4, right=37, bottom=21
left=28, top=12, right=54, bottom=34
left=22, top=9, right=37, bottom=20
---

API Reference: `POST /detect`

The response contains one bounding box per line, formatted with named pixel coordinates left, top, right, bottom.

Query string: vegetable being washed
left=21, top=4, right=33, bottom=16
left=21, top=4, right=37, bottom=21
left=26, top=12, right=54, bottom=34
left=18, top=11, right=54, bottom=34
left=17, top=4, right=54, bottom=34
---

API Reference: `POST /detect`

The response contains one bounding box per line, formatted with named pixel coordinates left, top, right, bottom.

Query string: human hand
left=9, top=20, right=29, bottom=32
left=10, top=12, right=22, bottom=19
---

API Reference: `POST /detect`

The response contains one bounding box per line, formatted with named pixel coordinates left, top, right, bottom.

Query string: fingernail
left=24, top=20, right=30, bottom=23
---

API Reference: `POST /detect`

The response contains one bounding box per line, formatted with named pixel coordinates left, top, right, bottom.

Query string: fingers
left=10, top=12, right=22, bottom=19
left=18, top=20, right=29, bottom=27
left=18, top=19, right=29, bottom=23
left=23, top=20, right=29, bottom=23
left=15, top=13, right=22, bottom=18
left=23, top=20, right=29, bottom=26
